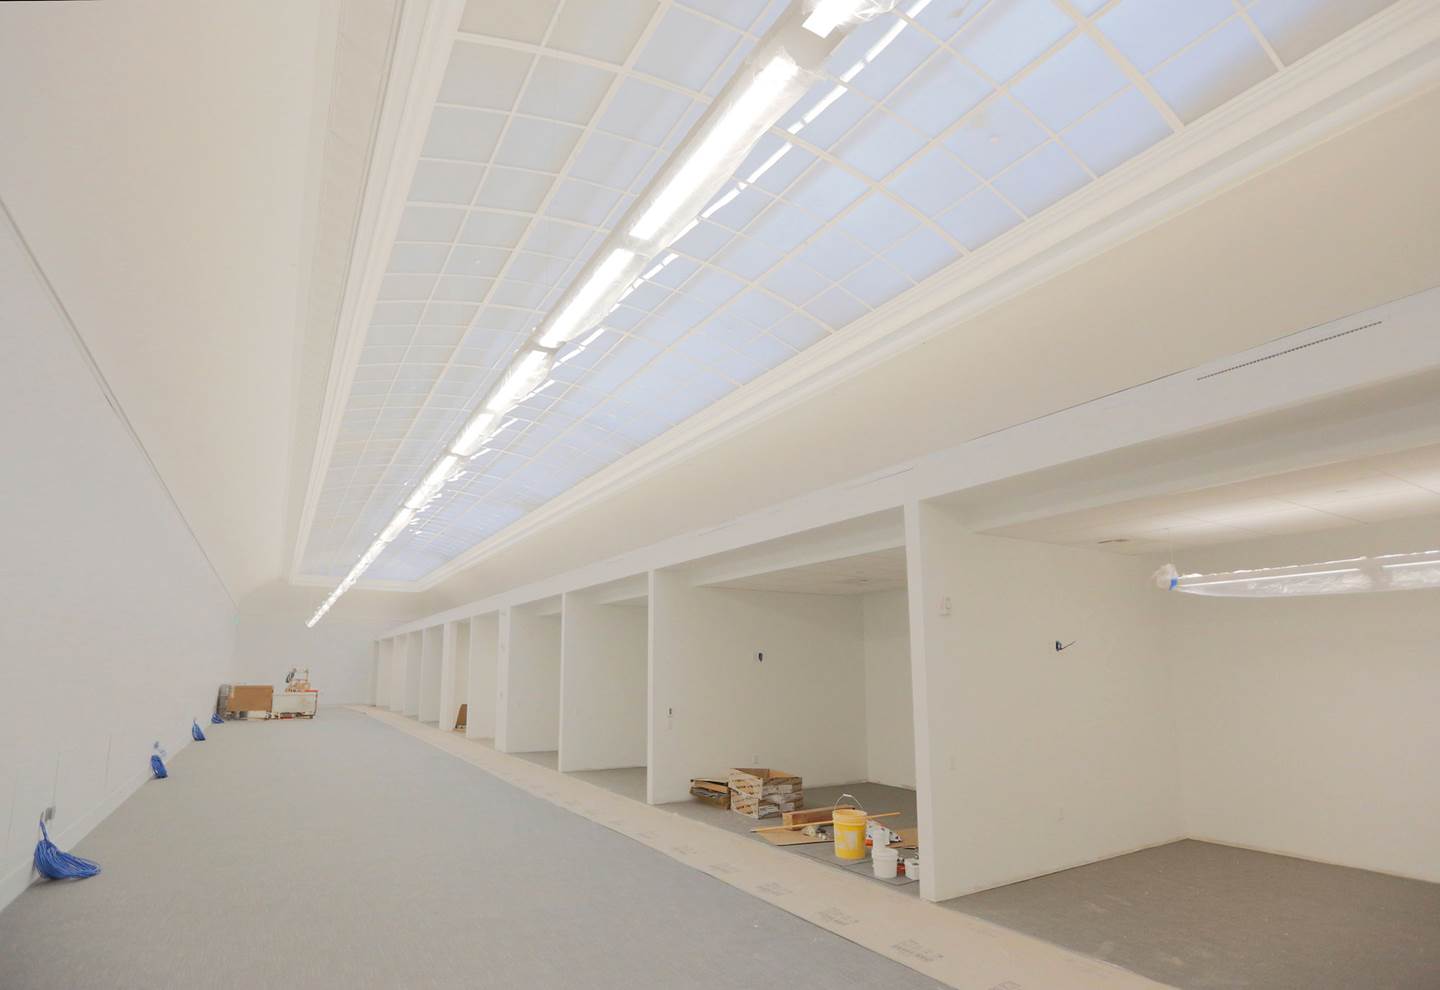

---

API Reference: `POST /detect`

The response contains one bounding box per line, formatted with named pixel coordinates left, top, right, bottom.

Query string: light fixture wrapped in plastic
left=535, top=249, right=642, bottom=349
left=626, top=5, right=845, bottom=251
left=378, top=506, right=415, bottom=543
left=484, top=349, right=553, bottom=414
left=450, top=410, right=499, bottom=457
left=1154, top=549, right=1440, bottom=598
left=802, top=0, right=897, bottom=39
left=404, top=454, right=460, bottom=510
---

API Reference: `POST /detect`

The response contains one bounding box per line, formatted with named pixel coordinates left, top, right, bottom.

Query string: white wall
left=439, top=619, right=469, bottom=731
left=559, top=593, right=648, bottom=772
left=418, top=626, right=442, bottom=722
left=0, top=218, right=237, bottom=911
left=861, top=589, right=915, bottom=789
left=648, top=572, right=869, bottom=804
left=403, top=630, right=421, bottom=716
left=466, top=613, right=498, bottom=740
left=229, top=607, right=386, bottom=706
left=909, top=501, right=1181, bottom=900
left=1163, top=517, right=1440, bottom=883
left=375, top=639, right=392, bottom=708
left=498, top=607, right=561, bottom=753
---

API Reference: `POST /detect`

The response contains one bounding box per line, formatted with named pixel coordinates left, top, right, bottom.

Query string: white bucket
left=871, top=845, right=898, bottom=879
left=903, top=856, right=919, bottom=878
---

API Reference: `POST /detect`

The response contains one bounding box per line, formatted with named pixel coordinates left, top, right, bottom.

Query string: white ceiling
left=299, top=0, right=1407, bottom=586
left=704, top=546, right=908, bottom=595
left=984, top=444, right=1440, bottom=554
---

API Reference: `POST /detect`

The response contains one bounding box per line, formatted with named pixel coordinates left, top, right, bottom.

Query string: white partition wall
left=419, top=626, right=442, bottom=723
left=375, top=638, right=392, bottom=708
left=906, top=499, right=1180, bottom=902
left=496, top=603, right=561, bottom=753
left=439, top=619, right=469, bottom=731
left=389, top=636, right=407, bottom=713
left=648, top=570, right=870, bottom=805
left=466, top=613, right=499, bottom=741
left=403, top=630, right=422, bottom=717
left=558, top=586, right=648, bottom=773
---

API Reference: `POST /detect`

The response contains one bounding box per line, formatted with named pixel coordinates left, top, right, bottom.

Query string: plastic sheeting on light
left=1153, top=550, right=1440, bottom=598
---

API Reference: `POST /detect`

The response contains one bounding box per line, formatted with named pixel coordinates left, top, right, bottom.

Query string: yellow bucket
left=832, top=804, right=868, bottom=861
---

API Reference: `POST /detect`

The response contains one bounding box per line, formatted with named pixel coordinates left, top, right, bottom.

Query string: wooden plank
left=750, top=811, right=901, bottom=833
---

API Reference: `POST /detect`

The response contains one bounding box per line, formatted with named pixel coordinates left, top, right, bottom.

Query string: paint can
left=832, top=806, right=868, bottom=861
left=872, top=845, right=899, bottom=879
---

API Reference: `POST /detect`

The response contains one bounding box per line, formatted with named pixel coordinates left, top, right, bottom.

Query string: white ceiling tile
left=458, top=210, right=531, bottom=248
left=378, top=273, right=437, bottom=301
left=886, top=146, right=979, bottom=215
left=431, top=275, right=494, bottom=302
left=789, top=85, right=869, bottom=148
left=884, top=225, right=961, bottom=282
left=421, top=107, right=504, bottom=162
left=770, top=311, right=829, bottom=350
left=1247, top=0, right=1399, bottom=65
left=549, top=0, right=659, bottom=63
left=409, top=160, right=485, bottom=204
left=445, top=245, right=509, bottom=277
left=492, top=116, right=583, bottom=172
left=803, top=286, right=869, bottom=330
left=712, top=235, right=786, bottom=281
left=886, top=54, right=991, bottom=138
left=421, top=301, right=479, bottom=326
left=832, top=110, right=928, bottom=181
left=944, top=96, right=1047, bottom=178
left=1062, top=87, right=1172, bottom=174
left=1011, top=34, right=1129, bottom=132
left=475, top=167, right=554, bottom=211
left=954, top=0, right=1075, bottom=82
left=937, top=188, right=1023, bottom=250
left=458, top=0, right=560, bottom=43
left=846, top=21, right=937, bottom=102
left=762, top=259, right=829, bottom=305
left=597, top=78, right=694, bottom=146
left=545, top=180, right=623, bottom=226
left=678, top=0, right=768, bottom=30
left=796, top=229, right=871, bottom=281
left=838, top=192, right=920, bottom=251
left=1150, top=17, right=1275, bottom=124
left=992, top=141, right=1091, bottom=216
left=1099, top=0, right=1234, bottom=73
left=438, top=42, right=532, bottom=109
left=388, top=243, right=450, bottom=274
left=843, top=257, right=911, bottom=308
left=516, top=56, right=615, bottom=124
left=633, top=7, right=738, bottom=90
left=570, top=132, right=655, bottom=189
left=397, top=205, right=465, bottom=242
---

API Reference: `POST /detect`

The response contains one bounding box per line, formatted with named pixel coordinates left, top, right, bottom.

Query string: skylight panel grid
left=306, top=0, right=1399, bottom=585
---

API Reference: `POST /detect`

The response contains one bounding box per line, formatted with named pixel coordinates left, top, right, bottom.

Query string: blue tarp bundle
left=34, top=819, right=101, bottom=880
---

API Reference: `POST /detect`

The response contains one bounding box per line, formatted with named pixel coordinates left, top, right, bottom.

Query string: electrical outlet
left=940, top=596, right=952, bottom=616
left=43, top=805, right=55, bottom=822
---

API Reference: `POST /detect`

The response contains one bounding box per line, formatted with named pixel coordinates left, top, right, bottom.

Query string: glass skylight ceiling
left=301, top=0, right=1401, bottom=582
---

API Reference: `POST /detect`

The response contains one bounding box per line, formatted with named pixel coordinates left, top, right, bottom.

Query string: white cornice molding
left=404, top=0, right=1440, bottom=593
left=289, top=0, right=468, bottom=582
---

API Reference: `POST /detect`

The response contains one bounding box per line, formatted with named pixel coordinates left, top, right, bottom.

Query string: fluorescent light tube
left=404, top=454, right=459, bottom=509
left=378, top=507, right=415, bottom=543
left=804, top=0, right=864, bottom=38
left=630, top=53, right=801, bottom=245
left=485, top=349, right=552, bottom=414
left=537, top=249, right=636, bottom=348
left=450, top=410, right=498, bottom=457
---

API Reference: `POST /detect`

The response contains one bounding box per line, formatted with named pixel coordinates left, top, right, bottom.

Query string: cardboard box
left=728, top=768, right=803, bottom=819
left=227, top=684, right=273, bottom=713
left=689, top=778, right=730, bottom=809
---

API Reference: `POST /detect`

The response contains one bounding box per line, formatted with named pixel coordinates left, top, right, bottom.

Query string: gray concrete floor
left=565, top=766, right=648, bottom=802
left=661, top=781, right=921, bottom=894
left=514, top=749, right=558, bottom=770
left=944, top=838, right=1440, bottom=990
left=0, top=710, right=947, bottom=990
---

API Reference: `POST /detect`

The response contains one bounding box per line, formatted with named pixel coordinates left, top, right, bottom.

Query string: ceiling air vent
left=1196, top=321, right=1382, bottom=382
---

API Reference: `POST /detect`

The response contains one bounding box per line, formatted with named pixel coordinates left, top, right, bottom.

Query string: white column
left=466, top=613, right=499, bottom=741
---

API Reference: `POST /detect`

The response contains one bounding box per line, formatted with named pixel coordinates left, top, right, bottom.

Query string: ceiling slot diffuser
left=1196, top=321, right=1383, bottom=382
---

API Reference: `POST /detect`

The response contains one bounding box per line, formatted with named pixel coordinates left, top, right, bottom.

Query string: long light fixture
left=307, top=1, right=870, bottom=627
left=1154, top=550, right=1440, bottom=599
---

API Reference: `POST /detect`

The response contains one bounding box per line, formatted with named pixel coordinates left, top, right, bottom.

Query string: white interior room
left=5, top=0, right=1439, bottom=987
left=557, top=575, right=650, bottom=800
left=497, top=598, right=564, bottom=763
left=648, top=513, right=916, bottom=827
